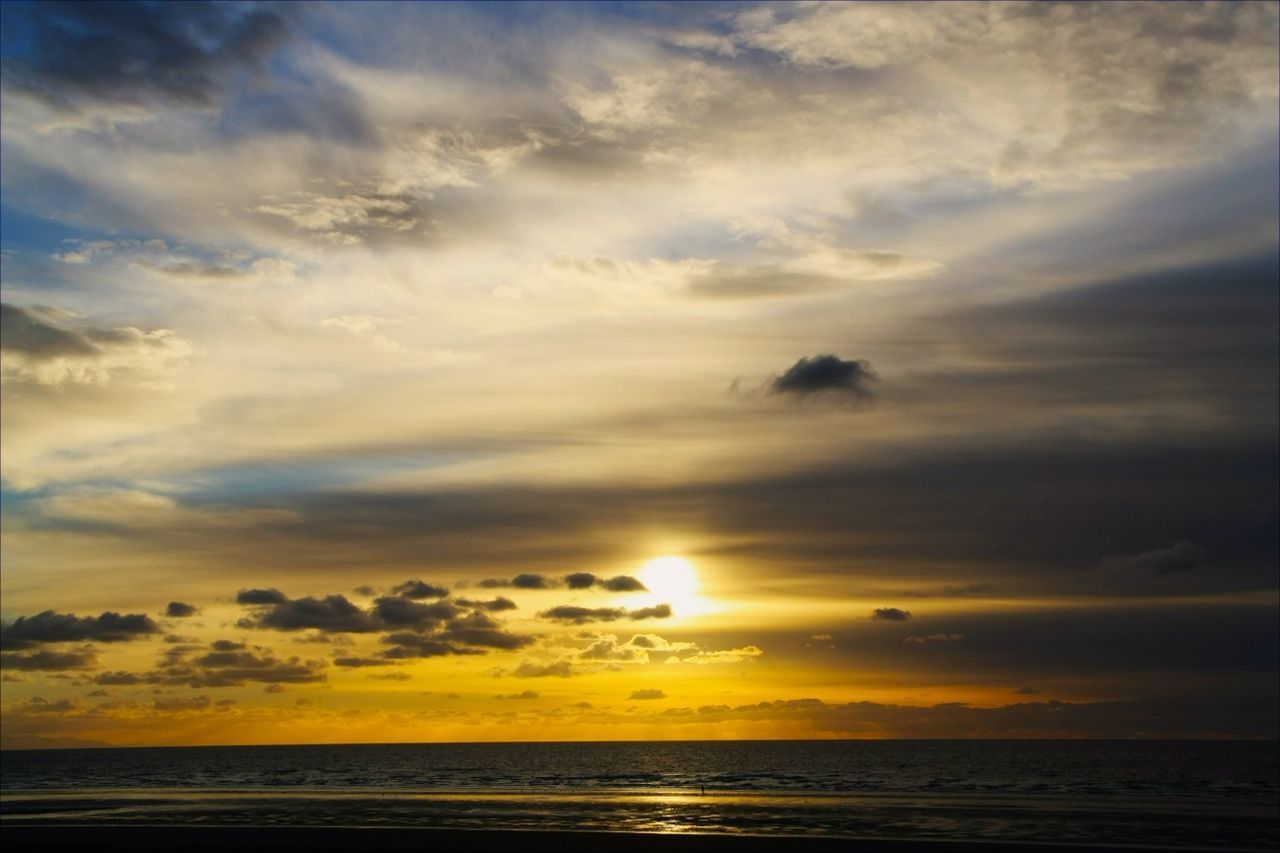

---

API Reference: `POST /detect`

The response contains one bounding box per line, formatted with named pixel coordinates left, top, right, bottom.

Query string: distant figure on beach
left=701, top=784, right=706, bottom=796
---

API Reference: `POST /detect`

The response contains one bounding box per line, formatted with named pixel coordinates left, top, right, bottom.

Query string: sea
left=2, top=740, right=1277, bottom=849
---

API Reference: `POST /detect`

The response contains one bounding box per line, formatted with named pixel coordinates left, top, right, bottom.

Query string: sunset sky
left=1, top=1, right=1277, bottom=748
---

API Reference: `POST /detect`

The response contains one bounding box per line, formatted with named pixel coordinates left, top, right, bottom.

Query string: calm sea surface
left=2, top=740, right=1277, bottom=848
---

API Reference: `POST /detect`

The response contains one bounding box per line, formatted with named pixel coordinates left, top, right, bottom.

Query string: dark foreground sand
left=0, top=826, right=1253, bottom=853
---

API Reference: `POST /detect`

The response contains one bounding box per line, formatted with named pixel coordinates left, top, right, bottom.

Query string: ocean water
left=2, top=740, right=1277, bottom=848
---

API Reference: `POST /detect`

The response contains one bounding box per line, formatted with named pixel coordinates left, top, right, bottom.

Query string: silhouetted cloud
left=873, top=607, right=912, bottom=621
left=164, top=601, right=197, bottom=618
left=391, top=579, right=449, bottom=599
left=0, top=611, right=159, bottom=650
left=455, top=596, right=518, bottom=612
left=371, top=596, right=459, bottom=629
left=236, top=588, right=288, bottom=605
left=477, top=573, right=554, bottom=589
left=538, top=604, right=672, bottom=624
left=333, top=656, right=394, bottom=668
left=770, top=355, right=877, bottom=397
left=238, top=593, right=381, bottom=633
left=440, top=611, right=534, bottom=650
left=560, top=573, right=647, bottom=592
left=629, top=688, right=666, bottom=700
left=94, top=671, right=145, bottom=685
left=0, top=649, right=98, bottom=671
left=379, top=633, right=484, bottom=660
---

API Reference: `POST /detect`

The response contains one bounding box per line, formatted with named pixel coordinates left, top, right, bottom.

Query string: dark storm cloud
left=454, top=596, right=517, bottom=612
left=238, top=594, right=381, bottom=633
left=0, top=611, right=160, bottom=650
left=561, top=573, right=647, bottom=592
left=235, top=588, right=288, bottom=605
left=0, top=648, right=98, bottom=671
left=538, top=604, right=671, bottom=624
left=1, top=1, right=290, bottom=110
left=164, top=601, right=197, bottom=618
left=873, top=608, right=912, bottom=621
left=770, top=355, right=877, bottom=397
left=390, top=579, right=449, bottom=599
left=0, top=304, right=99, bottom=358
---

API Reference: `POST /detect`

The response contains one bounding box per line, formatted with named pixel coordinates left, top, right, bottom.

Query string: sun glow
left=635, top=556, right=714, bottom=618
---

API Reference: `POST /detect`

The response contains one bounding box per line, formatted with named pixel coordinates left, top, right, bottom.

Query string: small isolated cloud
left=904, top=633, right=965, bottom=644
left=391, top=580, right=449, bottom=599
left=496, top=690, right=539, bottom=700
left=514, top=660, right=577, bottom=678
left=0, top=610, right=160, bottom=650
left=770, top=354, right=877, bottom=398
left=332, top=657, right=395, bottom=668
left=872, top=607, right=912, bottom=621
left=629, top=688, right=666, bottom=700
left=236, top=588, right=289, bottom=605
left=538, top=604, right=671, bottom=625
left=164, top=602, right=197, bottom=618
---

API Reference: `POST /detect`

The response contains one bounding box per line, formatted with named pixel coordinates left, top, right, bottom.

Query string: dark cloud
left=390, top=579, right=449, bottom=599
left=0, top=610, right=160, bottom=650
left=149, top=640, right=326, bottom=687
left=873, top=608, right=912, bottom=621
left=770, top=354, right=877, bottom=397
left=93, top=670, right=145, bottom=685
left=512, top=573, right=553, bottom=589
left=379, top=632, right=483, bottom=660
left=238, top=594, right=381, bottom=633
left=1101, top=542, right=1207, bottom=576
left=629, top=688, right=666, bottom=700
left=2, top=1, right=291, bottom=110
left=538, top=604, right=673, bottom=625
left=561, top=573, right=647, bottom=592
left=333, top=657, right=394, bottom=668
left=236, top=588, right=288, bottom=605
left=440, top=611, right=534, bottom=650
left=454, top=596, right=517, bottom=612
left=0, top=648, right=98, bottom=671
left=164, top=601, right=197, bottom=618
left=0, top=303, right=98, bottom=358
left=371, top=596, right=459, bottom=629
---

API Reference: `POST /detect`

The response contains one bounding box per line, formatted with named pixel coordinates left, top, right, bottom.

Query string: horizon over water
left=2, top=739, right=1276, bottom=849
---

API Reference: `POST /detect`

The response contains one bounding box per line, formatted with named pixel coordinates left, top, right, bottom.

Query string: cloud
left=440, top=611, right=534, bottom=650
left=513, top=660, right=576, bottom=678
left=454, top=596, right=518, bottom=612
left=153, top=696, right=212, bottom=713
left=0, top=648, right=98, bottom=671
left=235, top=588, right=289, bottom=605
left=905, top=634, right=965, bottom=644
left=561, top=573, right=647, bottom=592
left=379, top=633, right=484, bottom=660
left=0, top=303, right=193, bottom=386
left=495, top=690, right=539, bottom=700
left=141, top=640, right=327, bottom=687
left=94, top=671, right=145, bottom=685
left=477, top=573, right=554, bottom=589
left=164, top=601, right=198, bottom=618
left=2, top=2, right=290, bottom=112
left=538, top=604, right=672, bottom=625
left=239, top=594, right=381, bottom=633
left=770, top=355, right=877, bottom=398
left=372, top=596, right=460, bottom=629
left=1100, top=541, right=1207, bottom=576
left=629, top=688, right=666, bottom=700
left=332, top=657, right=394, bottom=668
left=390, top=579, right=449, bottom=599
left=873, top=608, right=912, bottom=622
left=0, top=611, right=160, bottom=650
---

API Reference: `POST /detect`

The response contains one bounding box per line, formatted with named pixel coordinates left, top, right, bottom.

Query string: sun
left=633, top=556, right=713, bottom=618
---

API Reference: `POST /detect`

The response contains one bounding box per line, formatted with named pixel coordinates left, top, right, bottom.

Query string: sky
left=0, top=0, right=1277, bottom=748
